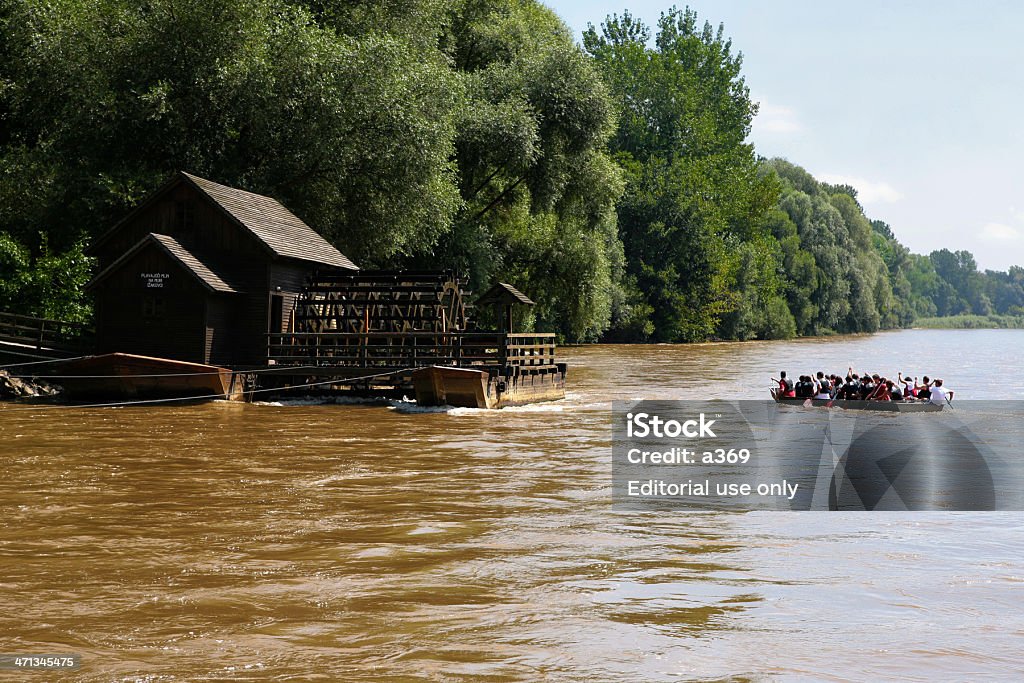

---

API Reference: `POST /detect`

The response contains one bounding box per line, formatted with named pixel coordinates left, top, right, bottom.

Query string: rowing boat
left=770, top=389, right=944, bottom=412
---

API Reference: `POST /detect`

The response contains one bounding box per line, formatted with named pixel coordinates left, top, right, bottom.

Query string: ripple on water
left=2, top=330, right=1024, bottom=680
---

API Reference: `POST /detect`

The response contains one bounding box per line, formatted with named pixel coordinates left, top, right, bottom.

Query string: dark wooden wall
left=204, top=298, right=237, bottom=366
left=94, top=247, right=208, bottom=363
left=228, top=262, right=313, bottom=366
left=269, top=262, right=312, bottom=333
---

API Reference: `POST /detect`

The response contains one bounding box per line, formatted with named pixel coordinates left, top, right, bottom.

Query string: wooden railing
left=502, top=333, right=558, bottom=367
left=267, top=331, right=556, bottom=369
left=0, top=311, right=94, bottom=357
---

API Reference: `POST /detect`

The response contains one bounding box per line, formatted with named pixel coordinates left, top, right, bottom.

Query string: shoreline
left=563, top=325, right=1023, bottom=348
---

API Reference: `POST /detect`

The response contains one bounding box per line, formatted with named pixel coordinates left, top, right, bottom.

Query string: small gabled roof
left=476, top=282, right=535, bottom=306
left=91, top=171, right=358, bottom=271
left=87, top=233, right=244, bottom=293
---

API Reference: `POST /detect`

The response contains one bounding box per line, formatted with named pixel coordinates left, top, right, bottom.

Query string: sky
left=547, top=0, right=1024, bottom=271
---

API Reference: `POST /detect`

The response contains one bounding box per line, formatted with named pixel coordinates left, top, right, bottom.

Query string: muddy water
left=1, top=329, right=1023, bottom=681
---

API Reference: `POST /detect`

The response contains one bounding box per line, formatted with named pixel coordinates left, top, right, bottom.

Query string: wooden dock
left=0, top=312, right=566, bottom=408
left=0, top=266, right=567, bottom=408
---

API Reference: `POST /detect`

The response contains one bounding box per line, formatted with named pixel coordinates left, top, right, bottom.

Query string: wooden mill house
left=87, top=172, right=357, bottom=367
left=69, top=171, right=565, bottom=407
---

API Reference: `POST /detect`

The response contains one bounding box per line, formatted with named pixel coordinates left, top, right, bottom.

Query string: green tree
left=585, top=7, right=780, bottom=341
left=5, top=0, right=464, bottom=262
left=0, top=233, right=93, bottom=323
left=984, top=266, right=1024, bottom=314
left=764, top=158, right=915, bottom=334
left=930, top=248, right=991, bottom=315
left=426, top=0, right=625, bottom=340
left=718, top=236, right=795, bottom=340
left=0, top=0, right=625, bottom=340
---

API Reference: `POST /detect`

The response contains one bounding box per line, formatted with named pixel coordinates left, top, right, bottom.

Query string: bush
left=763, top=296, right=797, bottom=339
left=913, top=314, right=1024, bottom=329
left=0, top=233, right=94, bottom=323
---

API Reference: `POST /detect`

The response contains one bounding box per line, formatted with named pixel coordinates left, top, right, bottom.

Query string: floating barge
left=412, top=363, right=566, bottom=410
left=53, top=353, right=247, bottom=401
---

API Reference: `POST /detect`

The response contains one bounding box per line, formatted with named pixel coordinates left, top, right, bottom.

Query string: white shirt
left=929, top=385, right=949, bottom=405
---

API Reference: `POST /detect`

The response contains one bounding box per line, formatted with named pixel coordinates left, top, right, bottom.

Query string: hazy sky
left=547, top=0, right=1024, bottom=271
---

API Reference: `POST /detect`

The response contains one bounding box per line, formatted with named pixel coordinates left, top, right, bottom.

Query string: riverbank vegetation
left=913, top=314, right=1024, bottom=330
left=1, top=1, right=1020, bottom=339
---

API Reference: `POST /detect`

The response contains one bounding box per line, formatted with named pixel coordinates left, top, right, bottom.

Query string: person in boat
left=837, top=375, right=858, bottom=400
left=840, top=369, right=854, bottom=399
left=915, top=376, right=932, bottom=400
left=859, top=374, right=876, bottom=400
left=928, top=378, right=953, bottom=405
left=839, top=374, right=856, bottom=401
left=897, top=372, right=915, bottom=398
left=867, top=377, right=891, bottom=401
left=814, top=371, right=832, bottom=399
left=889, top=379, right=904, bottom=401
left=875, top=378, right=904, bottom=401
left=774, top=371, right=796, bottom=398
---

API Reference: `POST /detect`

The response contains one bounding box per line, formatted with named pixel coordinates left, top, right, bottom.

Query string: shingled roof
left=91, top=171, right=357, bottom=270
left=87, top=233, right=245, bottom=293
left=476, top=282, right=535, bottom=306
left=180, top=173, right=357, bottom=270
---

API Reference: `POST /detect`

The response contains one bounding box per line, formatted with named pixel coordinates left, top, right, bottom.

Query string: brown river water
left=1, top=328, right=1023, bottom=681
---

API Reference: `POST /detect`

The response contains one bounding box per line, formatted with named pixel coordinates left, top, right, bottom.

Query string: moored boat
left=412, top=363, right=566, bottom=409
left=49, top=353, right=243, bottom=401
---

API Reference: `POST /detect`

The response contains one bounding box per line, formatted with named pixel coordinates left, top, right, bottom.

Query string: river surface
left=1, top=329, right=1022, bottom=681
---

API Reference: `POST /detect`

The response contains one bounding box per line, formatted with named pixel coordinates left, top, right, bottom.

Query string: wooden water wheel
left=294, top=270, right=472, bottom=335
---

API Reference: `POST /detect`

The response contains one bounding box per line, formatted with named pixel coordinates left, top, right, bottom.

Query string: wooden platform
left=265, top=330, right=564, bottom=408
left=0, top=303, right=569, bottom=409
